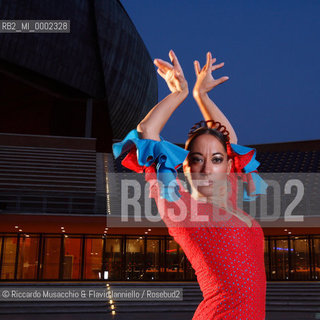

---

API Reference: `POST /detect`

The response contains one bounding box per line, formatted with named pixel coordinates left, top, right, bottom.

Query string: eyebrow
left=189, top=152, right=224, bottom=156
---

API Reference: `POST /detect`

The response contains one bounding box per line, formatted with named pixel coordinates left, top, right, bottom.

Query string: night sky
left=121, top=0, right=320, bottom=145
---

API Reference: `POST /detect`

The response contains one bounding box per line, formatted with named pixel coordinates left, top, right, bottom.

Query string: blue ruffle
left=230, top=143, right=268, bottom=201
left=243, top=172, right=268, bottom=201
left=112, top=129, right=268, bottom=202
left=112, top=128, right=190, bottom=202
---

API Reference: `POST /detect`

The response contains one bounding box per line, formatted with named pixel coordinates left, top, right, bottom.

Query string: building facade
left=1, top=231, right=320, bottom=281
left=0, top=0, right=319, bottom=283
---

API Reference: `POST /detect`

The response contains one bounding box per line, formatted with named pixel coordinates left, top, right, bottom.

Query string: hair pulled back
left=185, top=120, right=230, bottom=152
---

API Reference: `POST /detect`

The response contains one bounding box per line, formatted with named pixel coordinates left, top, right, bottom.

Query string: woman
left=112, top=50, right=268, bottom=319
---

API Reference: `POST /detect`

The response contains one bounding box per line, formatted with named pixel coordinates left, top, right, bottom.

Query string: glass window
left=270, top=237, right=290, bottom=280
left=145, top=238, right=160, bottom=280
left=185, top=258, right=196, bottom=280
left=17, top=235, right=40, bottom=280
left=166, top=238, right=184, bottom=280
left=290, top=237, right=310, bottom=280
left=159, top=238, right=166, bottom=280
left=62, top=236, right=82, bottom=280
left=0, top=237, right=2, bottom=269
left=312, top=237, right=320, bottom=280
left=125, top=237, right=144, bottom=280
left=1, top=236, right=17, bottom=280
left=104, top=237, right=123, bottom=280
left=42, top=236, right=61, bottom=280
left=84, top=237, right=103, bottom=280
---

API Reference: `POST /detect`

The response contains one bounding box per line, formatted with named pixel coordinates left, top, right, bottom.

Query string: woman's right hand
left=154, top=50, right=188, bottom=95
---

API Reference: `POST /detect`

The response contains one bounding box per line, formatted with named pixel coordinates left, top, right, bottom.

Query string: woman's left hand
left=154, top=50, right=188, bottom=95
left=193, top=51, right=229, bottom=96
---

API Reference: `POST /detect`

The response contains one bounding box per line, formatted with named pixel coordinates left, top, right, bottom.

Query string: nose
left=200, top=159, right=214, bottom=174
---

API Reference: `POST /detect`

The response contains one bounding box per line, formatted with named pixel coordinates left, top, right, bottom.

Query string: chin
left=198, top=185, right=227, bottom=199
left=197, top=186, right=215, bottom=197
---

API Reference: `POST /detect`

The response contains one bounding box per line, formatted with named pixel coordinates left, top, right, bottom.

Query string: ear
left=227, top=158, right=233, bottom=174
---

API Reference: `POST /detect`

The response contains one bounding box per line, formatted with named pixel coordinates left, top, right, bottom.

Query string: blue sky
left=121, top=0, right=320, bottom=145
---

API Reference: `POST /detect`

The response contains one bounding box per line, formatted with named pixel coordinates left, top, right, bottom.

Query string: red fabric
left=120, top=148, right=266, bottom=319
left=226, top=141, right=257, bottom=197
left=121, top=146, right=145, bottom=173
left=226, top=142, right=255, bottom=173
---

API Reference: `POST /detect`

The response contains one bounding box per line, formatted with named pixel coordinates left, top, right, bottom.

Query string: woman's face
left=183, top=133, right=233, bottom=198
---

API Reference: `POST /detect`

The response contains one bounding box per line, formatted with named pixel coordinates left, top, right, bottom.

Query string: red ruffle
left=226, top=142, right=257, bottom=197
left=226, top=142, right=255, bottom=173
left=121, top=145, right=183, bottom=173
left=121, top=145, right=145, bottom=173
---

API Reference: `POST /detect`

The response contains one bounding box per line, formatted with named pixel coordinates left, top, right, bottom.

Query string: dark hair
left=184, top=120, right=230, bottom=152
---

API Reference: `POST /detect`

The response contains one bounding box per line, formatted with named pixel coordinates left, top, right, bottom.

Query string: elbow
left=137, top=122, right=151, bottom=136
left=229, top=135, right=238, bottom=145
left=136, top=123, right=161, bottom=141
left=137, top=122, right=147, bottom=134
left=229, top=132, right=238, bottom=145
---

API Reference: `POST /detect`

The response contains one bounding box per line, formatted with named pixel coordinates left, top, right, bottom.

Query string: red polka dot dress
left=112, top=129, right=268, bottom=320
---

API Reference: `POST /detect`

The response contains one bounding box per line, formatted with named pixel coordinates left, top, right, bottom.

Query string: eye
left=190, top=157, right=203, bottom=164
left=212, top=157, right=223, bottom=163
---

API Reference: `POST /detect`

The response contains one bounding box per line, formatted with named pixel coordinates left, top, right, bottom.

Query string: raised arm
left=193, top=52, right=238, bottom=144
left=137, top=50, right=188, bottom=141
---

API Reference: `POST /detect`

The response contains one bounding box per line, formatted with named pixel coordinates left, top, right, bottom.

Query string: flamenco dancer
left=113, top=50, right=268, bottom=320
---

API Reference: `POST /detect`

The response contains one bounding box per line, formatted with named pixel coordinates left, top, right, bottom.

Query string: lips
left=201, top=180, right=214, bottom=186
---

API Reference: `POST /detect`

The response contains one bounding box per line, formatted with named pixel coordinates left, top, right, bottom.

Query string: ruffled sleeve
left=226, top=142, right=268, bottom=201
left=112, top=128, right=190, bottom=202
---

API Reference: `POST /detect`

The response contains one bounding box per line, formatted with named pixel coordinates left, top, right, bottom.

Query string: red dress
left=113, top=129, right=267, bottom=320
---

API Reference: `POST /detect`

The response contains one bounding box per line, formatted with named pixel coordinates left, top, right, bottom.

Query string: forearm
left=193, top=91, right=238, bottom=144
left=137, top=90, right=188, bottom=140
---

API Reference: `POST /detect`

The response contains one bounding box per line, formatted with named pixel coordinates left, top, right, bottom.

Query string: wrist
left=182, top=87, right=189, bottom=97
left=175, top=87, right=189, bottom=99
left=193, top=88, right=208, bottom=99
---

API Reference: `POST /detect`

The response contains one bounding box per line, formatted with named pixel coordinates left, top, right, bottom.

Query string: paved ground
left=2, top=312, right=320, bottom=320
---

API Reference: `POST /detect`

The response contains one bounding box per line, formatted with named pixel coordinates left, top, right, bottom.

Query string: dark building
left=0, top=0, right=319, bottom=284
left=0, top=0, right=157, bottom=148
